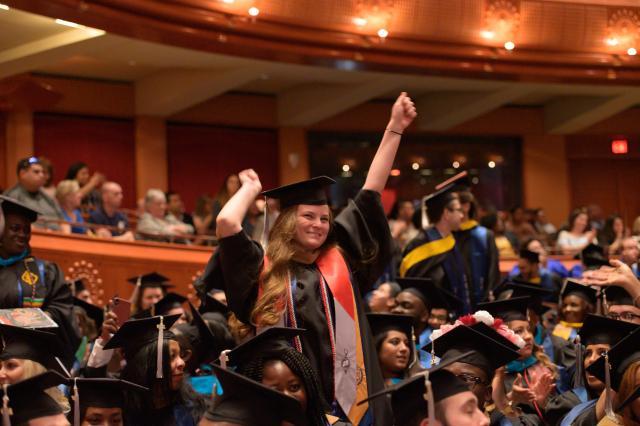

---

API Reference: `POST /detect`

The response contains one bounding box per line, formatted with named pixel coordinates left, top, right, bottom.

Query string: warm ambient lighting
left=248, top=7, right=260, bottom=17
left=488, top=161, right=496, bottom=168
left=504, top=41, right=515, bottom=50
left=480, top=30, right=495, bottom=40
left=612, top=139, right=629, bottom=154
left=342, top=164, right=351, bottom=172
left=0, top=4, right=9, bottom=10
left=55, top=19, right=83, bottom=28
left=221, top=0, right=235, bottom=3
left=452, top=161, right=460, bottom=169
left=628, top=47, right=637, bottom=56
left=411, top=162, right=420, bottom=170
left=353, top=17, right=367, bottom=27
left=390, top=169, right=401, bottom=176
left=377, top=28, right=389, bottom=38
left=606, top=37, right=620, bottom=46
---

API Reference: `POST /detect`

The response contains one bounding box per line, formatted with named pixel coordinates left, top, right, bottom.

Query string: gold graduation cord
left=459, top=220, right=479, bottom=232
left=400, top=234, right=456, bottom=277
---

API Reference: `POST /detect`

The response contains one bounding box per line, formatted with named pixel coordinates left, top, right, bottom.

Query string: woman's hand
left=238, top=169, right=262, bottom=196
left=508, top=374, right=536, bottom=405
left=531, top=370, right=555, bottom=407
left=388, top=92, right=417, bottom=133
left=582, top=259, right=639, bottom=290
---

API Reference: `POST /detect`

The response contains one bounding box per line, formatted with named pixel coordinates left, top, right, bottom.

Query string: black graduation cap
left=71, top=378, right=148, bottom=421
left=477, top=296, right=530, bottom=322
left=73, top=297, right=104, bottom=330
left=396, top=277, right=463, bottom=312
left=103, top=314, right=181, bottom=354
left=0, top=324, right=64, bottom=369
left=0, top=195, right=40, bottom=223
left=578, top=314, right=637, bottom=346
left=560, top=280, right=598, bottom=306
left=226, top=327, right=305, bottom=368
left=126, top=272, right=175, bottom=290
left=423, top=324, right=521, bottom=378
left=519, top=249, right=540, bottom=264
left=262, top=176, right=335, bottom=210
left=587, top=326, right=640, bottom=391
left=133, top=292, right=188, bottom=319
left=367, top=313, right=414, bottom=340
left=580, top=243, right=609, bottom=268
left=1, top=370, right=67, bottom=424
left=178, top=302, right=230, bottom=365
left=69, top=278, right=87, bottom=294
left=434, top=171, right=471, bottom=192
left=423, top=183, right=457, bottom=216
left=618, top=385, right=640, bottom=412
left=356, top=350, right=473, bottom=425
left=199, top=293, right=229, bottom=316
left=492, top=279, right=553, bottom=315
left=604, top=285, right=634, bottom=306
left=207, top=364, right=309, bottom=426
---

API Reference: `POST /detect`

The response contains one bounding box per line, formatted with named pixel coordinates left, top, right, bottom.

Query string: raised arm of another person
left=582, top=259, right=640, bottom=303
left=77, top=172, right=105, bottom=200
left=216, top=169, right=262, bottom=238
left=362, top=92, right=416, bottom=193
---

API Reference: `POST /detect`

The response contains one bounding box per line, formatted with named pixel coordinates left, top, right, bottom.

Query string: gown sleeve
left=544, top=391, right=581, bottom=426
left=334, top=190, right=392, bottom=293
left=197, top=231, right=264, bottom=323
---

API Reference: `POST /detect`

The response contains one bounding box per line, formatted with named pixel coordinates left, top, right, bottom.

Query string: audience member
left=3, top=157, right=64, bottom=230
left=56, top=179, right=89, bottom=235
left=388, top=199, right=419, bottom=252
left=532, top=208, right=556, bottom=243
left=368, top=281, right=401, bottom=313
left=39, top=156, right=56, bottom=200
left=512, top=249, right=561, bottom=298
left=88, top=181, right=134, bottom=241
left=136, top=189, right=194, bottom=242
left=480, top=212, right=518, bottom=258
left=192, top=195, right=214, bottom=235
left=599, top=213, right=628, bottom=255
left=64, top=161, right=105, bottom=211
left=509, top=237, right=569, bottom=279
left=620, top=236, right=640, bottom=277
left=211, top=173, right=241, bottom=232
left=506, top=206, right=538, bottom=246
left=556, top=208, right=597, bottom=255
left=166, top=191, right=195, bottom=229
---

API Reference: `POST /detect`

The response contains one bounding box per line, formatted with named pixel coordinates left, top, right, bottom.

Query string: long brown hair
left=619, top=360, right=640, bottom=426
left=230, top=205, right=335, bottom=339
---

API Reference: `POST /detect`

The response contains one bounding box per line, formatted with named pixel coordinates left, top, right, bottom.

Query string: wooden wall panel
left=167, top=123, right=279, bottom=211
left=33, top=113, right=137, bottom=208
left=0, top=113, right=6, bottom=192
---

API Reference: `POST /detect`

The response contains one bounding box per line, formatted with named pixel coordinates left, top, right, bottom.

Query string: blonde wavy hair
left=3, top=358, right=70, bottom=413
left=230, top=205, right=335, bottom=339
left=618, top=360, right=640, bottom=426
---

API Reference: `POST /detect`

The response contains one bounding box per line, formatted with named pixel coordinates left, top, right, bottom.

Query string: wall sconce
left=606, top=8, right=640, bottom=56
left=354, top=0, right=394, bottom=39
left=482, top=0, right=520, bottom=51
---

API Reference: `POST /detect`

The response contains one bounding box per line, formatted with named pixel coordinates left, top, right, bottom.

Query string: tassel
left=2, top=383, right=11, bottom=426
left=604, top=352, right=615, bottom=419
left=72, top=378, right=80, bottom=426
left=211, top=382, right=217, bottom=399
left=430, top=341, right=437, bottom=367
left=219, top=350, right=231, bottom=369
left=423, top=372, right=435, bottom=426
left=156, top=316, right=165, bottom=379
left=421, top=196, right=429, bottom=230
left=261, top=195, right=269, bottom=248
left=409, top=326, right=418, bottom=369
left=574, top=335, right=585, bottom=389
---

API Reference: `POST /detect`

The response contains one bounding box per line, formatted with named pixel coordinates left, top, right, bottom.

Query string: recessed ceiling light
left=504, top=41, right=515, bottom=51
left=0, top=4, right=9, bottom=10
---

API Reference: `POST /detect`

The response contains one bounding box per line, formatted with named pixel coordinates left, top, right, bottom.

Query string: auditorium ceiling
left=2, top=0, right=640, bottom=133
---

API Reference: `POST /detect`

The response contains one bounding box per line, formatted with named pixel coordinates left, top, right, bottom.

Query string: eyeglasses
left=607, top=312, right=640, bottom=322
left=456, top=373, right=487, bottom=389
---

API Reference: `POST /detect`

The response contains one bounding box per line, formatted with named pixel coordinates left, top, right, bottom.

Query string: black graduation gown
left=401, top=229, right=449, bottom=284
left=198, top=190, right=393, bottom=425
left=0, top=255, right=79, bottom=367
left=545, top=390, right=583, bottom=426
left=454, top=224, right=501, bottom=302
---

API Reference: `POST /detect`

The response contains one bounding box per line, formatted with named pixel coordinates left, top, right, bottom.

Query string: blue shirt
left=88, top=207, right=129, bottom=236
left=62, top=208, right=87, bottom=234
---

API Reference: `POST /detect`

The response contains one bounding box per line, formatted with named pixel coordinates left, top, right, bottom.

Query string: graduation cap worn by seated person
left=356, top=350, right=474, bottom=426
left=519, top=249, right=540, bottom=264
left=133, top=292, right=188, bottom=319
left=423, top=324, right=521, bottom=380
left=587, top=325, right=640, bottom=392
left=396, top=277, right=464, bottom=314
left=603, top=285, right=634, bottom=307
left=560, top=280, right=598, bottom=306
left=69, top=378, right=148, bottom=425
left=175, top=302, right=233, bottom=366
left=223, top=327, right=306, bottom=369
left=492, top=278, right=555, bottom=310
left=578, top=314, right=637, bottom=347
left=0, top=324, right=65, bottom=370
left=206, top=364, right=309, bottom=426
left=104, top=314, right=181, bottom=378
left=0, top=370, right=67, bottom=425
left=73, top=297, right=105, bottom=331
left=127, top=272, right=175, bottom=291
left=0, top=194, right=40, bottom=223
left=580, top=243, right=610, bottom=269
left=199, top=292, right=230, bottom=317
left=477, top=296, right=531, bottom=323
left=367, top=313, right=415, bottom=362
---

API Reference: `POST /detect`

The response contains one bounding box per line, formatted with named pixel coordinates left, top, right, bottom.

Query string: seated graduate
left=367, top=313, right=414, bottom=387
left=0, top=195, right=79, bottom=368
left=509, top=238, right=569, bottom=280
left=357, top=351, right=489, bottom=426
left=102, top=315, right=206, bottom=426
left=199, top=364, right=309, bottom=426
left=423, top=315, right=521, bottom=417
left=587, top=323, right=640, bottom=425
left=569, top=243, right=610, bottom=279
left=222, top=327, right=331, bottom=426
left=544, top=314, right=637, bottom=426
left=68, top=378, right=148, bottom=426
left=172, top=303, right=234, bottom=396
left=0, top=324, right=69, bottom=412
left=0, top=370, right=70, bottom=426
left=512, top=249, right=561, bottom=300
left=602, top=285, right=640, bottom=325
left=134, top=292, right=190, bottom=324
left=552, top=280, right=598, bottom=342
left=491, top=280, right=576, bottom=393
left=127, top=272, right=175, bottom=315
left=391, top=277, right=462, bottom=368
left=478, top=297, right=561, bottom=422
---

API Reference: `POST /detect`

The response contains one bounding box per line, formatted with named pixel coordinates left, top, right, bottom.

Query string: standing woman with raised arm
left=198, top=93, right=416, bottom=426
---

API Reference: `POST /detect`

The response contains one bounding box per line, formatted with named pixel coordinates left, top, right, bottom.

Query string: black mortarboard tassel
left=262, top=176, right=335, bottom=210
